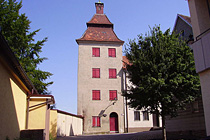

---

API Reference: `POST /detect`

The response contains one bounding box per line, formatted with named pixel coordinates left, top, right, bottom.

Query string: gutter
left=0, top=33, right=38, bottom=94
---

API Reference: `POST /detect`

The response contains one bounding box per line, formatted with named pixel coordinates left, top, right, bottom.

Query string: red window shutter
left=93, top=68, right=100, bottom=78
left=108, top=48, right=116, bottom=57
left=96, top=48, right=100, bottom=57
left=92, top=48, right=100, bottom=57
left=109, top=69, right=116, bottom=78
left=97, top=117, right=100, bottom=127
left=92, top=48, right=95, bottom=56
left=114, top=91, right=117, bottom=100
left=92, top=91, right=95, bottom=100
left=92, top=117, right=96, bottom=127
left=92, top=90, right=100, bottom=100
left=113, top=69, right=116, bottom=78
left=109, top=91, right=113, bottom=100
left=96, top=69, right=100, bottom=78
left=96, top=91, right=100, bottom=100
left=92, top=116, right=100, bottom=127
left=110, top=90, right=117, bottom=100
left=108, top=48, right=111, bottom=57
left=112, top=49, right=116, bottom=57
left=92, top=69, right=96, bottom=78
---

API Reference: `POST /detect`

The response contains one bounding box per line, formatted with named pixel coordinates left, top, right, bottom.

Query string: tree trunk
left=162, top=115, right=167, bottom=140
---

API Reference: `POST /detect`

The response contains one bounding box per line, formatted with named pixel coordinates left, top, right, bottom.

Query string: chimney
left=95, top=1, right=104, bottom=14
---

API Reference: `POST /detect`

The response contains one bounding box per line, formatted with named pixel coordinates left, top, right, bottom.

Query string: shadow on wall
left=50, top=121, right=57, bottom=139
left=70, top=124, right=74, bottom=136
left=0, top=69, right=20, bottom=140
left=57, top=124, right=75, bottom=137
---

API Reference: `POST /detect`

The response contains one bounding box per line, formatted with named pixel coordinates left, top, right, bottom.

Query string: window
left=134, top=111, right=140, bottom=121
left=109, top=69, right=117, bottom=78
left=181, top=30, right=185, bottom=37
left=92, top=116, right=100, bottom=127
left=109, top=90, right=117, bottom=100
left=108, top=48, right=116, bottom=57
left=92, top=48, right=100, bottom=57
left=92, top=68, right=100, bottom=78
left=92, top=90, right=100, bottom=100
left=143, top=111, right=149, bottom=121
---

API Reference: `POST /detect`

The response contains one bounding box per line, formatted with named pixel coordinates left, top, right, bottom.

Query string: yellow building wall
left=28, top=99, right=47, bottom=129
left=10, top=79, right=27, bottom=131
left=0, top=60, right=27, bottom=140
left=50, top=110, right=58, bottom=139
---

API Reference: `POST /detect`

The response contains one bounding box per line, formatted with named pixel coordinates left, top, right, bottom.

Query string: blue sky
left=18, top=0, right=190, bottom=114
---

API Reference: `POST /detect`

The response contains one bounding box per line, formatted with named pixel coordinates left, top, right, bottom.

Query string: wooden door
left=110, top=113, right=118, bottom=132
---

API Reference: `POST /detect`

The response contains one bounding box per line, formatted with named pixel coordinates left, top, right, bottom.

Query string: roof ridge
left=178, top=14, right=191, bottom=26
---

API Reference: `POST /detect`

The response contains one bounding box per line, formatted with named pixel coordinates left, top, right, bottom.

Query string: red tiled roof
left=87, top=14, right=113, bottom=25
left=178, top=14, right=191, bottom=25
left=76, top=14, right=124, bottom=44
left=77, top=27, right=123, bottom=43
left=122, top=56, right=131, bottom=69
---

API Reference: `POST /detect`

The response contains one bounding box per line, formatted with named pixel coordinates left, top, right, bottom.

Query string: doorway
left=110, top=112, right=119, bottom=133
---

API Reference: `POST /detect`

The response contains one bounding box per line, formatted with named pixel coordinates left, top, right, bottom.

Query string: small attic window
left=98, top=7, right=101, bottom=10
left=181, top=30, right=185, bottom=37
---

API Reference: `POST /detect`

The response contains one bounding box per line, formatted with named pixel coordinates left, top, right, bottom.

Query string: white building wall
left=123, top=70, right=162, bottom=132
left=57, top=113, right=83, bottom=136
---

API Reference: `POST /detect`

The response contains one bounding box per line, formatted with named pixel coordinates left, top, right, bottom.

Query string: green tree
left=124, top=26, right=201, bottom=140
left=0, top=0, right=53, bottom=94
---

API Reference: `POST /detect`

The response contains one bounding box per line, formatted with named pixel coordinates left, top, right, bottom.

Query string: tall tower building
left=76, top=2, right=124, bottom=134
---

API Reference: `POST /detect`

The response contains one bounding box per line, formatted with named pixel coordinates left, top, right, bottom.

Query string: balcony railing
left=192, top=29, right=210, bottom=73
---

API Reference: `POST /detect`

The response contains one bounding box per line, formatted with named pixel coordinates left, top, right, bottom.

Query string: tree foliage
left=124, top=26, right=201, bottom=118
left=0, top=0, right=53, bottom=94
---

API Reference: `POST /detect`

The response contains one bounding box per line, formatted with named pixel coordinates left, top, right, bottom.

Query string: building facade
left=173, top=14, right=193, bottom=42
left=187, top=0, right=210, bottom=137
left=122, top=56, right=162, bottom=133
left=76, top=2, right=125, bottom=134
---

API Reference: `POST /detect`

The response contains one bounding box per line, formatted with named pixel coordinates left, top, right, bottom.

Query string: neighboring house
left=173, top=14, right=194, bottom=43
left=122, top=56, right=162, bottom=133
left=0, top=32, right=54, bottom=140
left=187, top=0, right=210, bottom=137
left=165, top=14, right=206, bottom=138
left=76, top=1, right=125, bottom=134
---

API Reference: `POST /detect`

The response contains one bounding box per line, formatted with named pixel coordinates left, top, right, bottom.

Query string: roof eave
left=0, top=33, right=38, bottom=94
left=76, top=39, right=124, bottom=45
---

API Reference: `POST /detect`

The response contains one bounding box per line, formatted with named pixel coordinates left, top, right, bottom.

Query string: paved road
left=57, top=130, right=163, bottom=140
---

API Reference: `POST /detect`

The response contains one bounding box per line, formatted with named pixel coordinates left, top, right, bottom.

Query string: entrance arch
left=109, top=112, right=119, bottom=133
